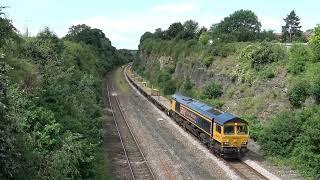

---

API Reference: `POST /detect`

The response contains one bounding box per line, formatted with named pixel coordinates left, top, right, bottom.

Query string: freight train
left=170, top=95, right=249, bottom=157
left=125, top=66, right=249, bottom=157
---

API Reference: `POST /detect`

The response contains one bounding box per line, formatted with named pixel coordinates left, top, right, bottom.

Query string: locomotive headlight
left=223, top=141, right=229, bottom=145
left=241, top=141, right=248, bottom=145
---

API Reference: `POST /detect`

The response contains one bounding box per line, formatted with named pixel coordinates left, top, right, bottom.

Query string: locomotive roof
left=173, top=94, right=246, bottom=125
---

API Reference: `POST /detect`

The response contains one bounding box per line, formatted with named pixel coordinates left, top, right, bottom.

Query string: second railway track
left=106, top=77, right=155, bottom=180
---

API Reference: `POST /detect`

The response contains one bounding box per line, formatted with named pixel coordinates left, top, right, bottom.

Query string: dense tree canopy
left=212, top=9, right=261, bottom=42
left=166, top=22, right=184, bottom=39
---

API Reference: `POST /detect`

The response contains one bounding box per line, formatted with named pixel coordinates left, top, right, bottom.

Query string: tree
left=65, top=24, right=112, bottom=50
left=0, top=8, right=20, bottom=177
left=179, top=20, right=199, bottom=40
left=288, top=80, right=310, bottom=107
left=154, top=28, right=165, bottom=39
left=0, top=58, right=19, bottom=177
left=0, top=6, right=18, bottom=49
left=281, top=10, right=302, bottom=42
left=203, top=81, right=223, bottom=99
left=213, top=9, right=261, bottom=42
left=287, top=44, right=315, bottom=74
left=166, top=22, right=183, bottom=39
left=139, top=32, right=153, bottom=43
left=196, top=26, right=208, bottom=40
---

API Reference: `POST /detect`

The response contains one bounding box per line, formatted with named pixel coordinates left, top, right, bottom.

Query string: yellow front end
left=214, top=122, right=249, bottom=154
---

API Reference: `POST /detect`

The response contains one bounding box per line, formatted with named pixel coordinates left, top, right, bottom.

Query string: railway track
left=226, top=159, right=269, bottom=180
left=106, top=77, right=155, bottom=180
left=124, top=65, right=271, bottom=180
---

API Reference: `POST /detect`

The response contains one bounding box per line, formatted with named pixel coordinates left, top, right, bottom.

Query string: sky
left=2, top=0, right=320, bottom=49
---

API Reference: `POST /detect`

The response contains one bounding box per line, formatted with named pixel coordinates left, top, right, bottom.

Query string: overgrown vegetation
left=0, top=7, right=128, bottom=179
left=259, top=107, right=320, bottom=177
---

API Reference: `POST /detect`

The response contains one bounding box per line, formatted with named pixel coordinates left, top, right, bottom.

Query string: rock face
left=137, top=50, right=291, bottom=119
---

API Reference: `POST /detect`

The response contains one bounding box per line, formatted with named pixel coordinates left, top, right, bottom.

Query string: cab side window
left=216, top=125, right=221, bottom=134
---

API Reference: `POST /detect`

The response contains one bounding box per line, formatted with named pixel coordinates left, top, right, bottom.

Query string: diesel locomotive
left=170, top=94, right=249, bottom=157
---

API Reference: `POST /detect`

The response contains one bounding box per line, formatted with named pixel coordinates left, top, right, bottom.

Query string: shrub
left=311, top=75, right=320, bottom=103
left=162, top=80, right=177, bottom=95
left=220, top=43, right=236, bottom=57
left=287, top=44, right=315, bottom=74
left=239, top=42, right=286, bottom=70
left=203, top=81, right=223, bottom=99
left=259, top=111, right=305, bottom=156
left=258, top=106, right=320, bottom=178
left=259, top=67, right=275, bottom=79
left=238, top=115, right=262, bottom=141
left=288, top=80, right=310, bottom=107
left=292, top=111, right=320, bottom=177
left=203, top=56, right=214, bottom=68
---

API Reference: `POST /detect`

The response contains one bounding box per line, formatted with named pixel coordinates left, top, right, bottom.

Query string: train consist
left=126, top=67, right=249, bottom=157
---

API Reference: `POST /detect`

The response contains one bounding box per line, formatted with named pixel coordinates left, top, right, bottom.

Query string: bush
left=203, top=81, right=223, bottom=99
left=259, top=111, right=305, bottom=156
left=259, top=67, right=275, bottom=79
left=239, top=42, right=286, bottom=70
left=259, top=106, right=320, bottom=178
left=203, top=56, right=214, bottom=68
left=288, top=80, right=310, bottom=107
left=287, top=44, right=315, bottom=74
left=292, top=111, right=320, bottom=177
left=162, top=80, right=177, bottom=95
left=311, top=76, right=320, bottom=103
left=242, top=115, right=262, bottom=141
left=181, top=77, right=193, bottom=96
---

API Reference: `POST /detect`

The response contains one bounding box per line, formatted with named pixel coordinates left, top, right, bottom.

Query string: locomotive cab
left=213, top=118, right=249, bottom=155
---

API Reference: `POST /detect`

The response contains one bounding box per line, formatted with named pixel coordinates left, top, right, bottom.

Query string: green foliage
left=287, top=44, right=315, bottom=74
left=0, top=7, right=19, bottom=50
left=242, top=115, right=262, bottom=141
left=212, top=9, right=261, bottom=42
left=311, top=75, right=320, bottom=103
left=288, top=79, right=310, bottom=107
left=257, top=30, right=276, bottom=41
left=166, top=22, right=184, bottom=40
left=1, top=11, right=124, bottom=178
left=203, top=81, right=223, bottom=99
left=181, top=77, right=194, bottom=96
left=292, top=112, right=320, bottom=177
left=179, top=20, right=199, bottom=40
left=239, top=42, right=286, bottom=70
left=259, top=106, right=320, bottom=178
left=162, top=80, right=177, bottom=95
left=0, top=59, right=20, bottom=177
left=139, top=32, right=154, bottom=43
left=259, top=110, right=306, bottom=156
left=281, top=10, right=302, bottom=42
left=203, top=56, right=214, bottom=68
left=310, top=25, right=320, bottom=62
left=199, top=31, right=209, bottom=45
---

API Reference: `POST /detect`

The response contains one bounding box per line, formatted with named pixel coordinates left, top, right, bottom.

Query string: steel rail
left=106, top=82, right=136, bottom=180
left=110, top=83, right=156, bottom=180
